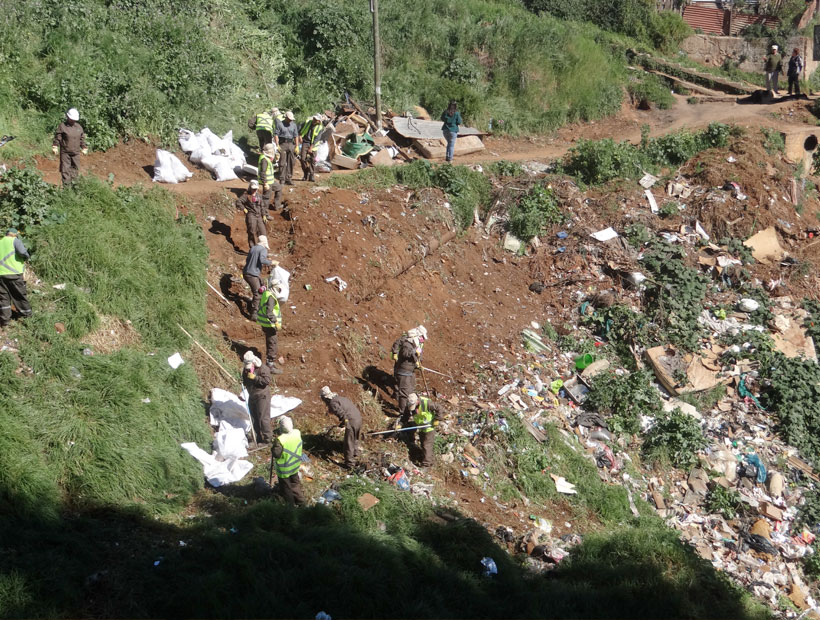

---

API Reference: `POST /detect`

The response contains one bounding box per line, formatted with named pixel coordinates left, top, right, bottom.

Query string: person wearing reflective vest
left=0, top=228, right=32, bottom=327
left=299, top=115, right=324, bottom=182
left=257, top=278, right=283, bottom=374
left=272, top=416, right=305, bottom=505
left=247, top=108, right=275, bottom=149
left=258, top=143, right=283, bottom=212
left=408, top=392, right=442, bottom=467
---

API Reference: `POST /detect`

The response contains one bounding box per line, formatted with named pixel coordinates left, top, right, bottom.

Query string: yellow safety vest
left=275, top=430, right=303, bottom=477
left=300, top=122, right=322, bottom=144
left=258, top=154, right=276, bottom=186
left=257, top=290, right=281, bottom=329
left=413, top=397, right=434, bottom=433
left=256, top=112, right=273, bottom=132
left=0, top=236, right=24, bottom=277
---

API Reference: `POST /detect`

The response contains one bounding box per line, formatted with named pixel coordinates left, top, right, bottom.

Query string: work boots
left=268, top=362, right=283, bottom=375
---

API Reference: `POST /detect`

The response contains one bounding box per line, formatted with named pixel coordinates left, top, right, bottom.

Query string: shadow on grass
left=0, top=489, right=766, bottom=620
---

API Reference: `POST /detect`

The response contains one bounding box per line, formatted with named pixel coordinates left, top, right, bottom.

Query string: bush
left=642, top=409, right=707, bottom=468
left=586, top=370, right=663, bottom=435
left=627, top=74, right=675, bottom=110
left=507, top=183, right=564, bottom=241
left=0, top=167, right=60, bottom=232
left=430, top=164, right=492, bottom=229
left=563, top=138, right=645, bottom=185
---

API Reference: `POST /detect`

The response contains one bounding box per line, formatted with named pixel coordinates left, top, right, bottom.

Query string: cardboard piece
left=331, top=153, right=359, bottom=170
left=357, top=493, right=380, bottom=512
left=772, top=323, right=817, bottom=361
left=413, top=134, right=485, bottom=159
left=646, top=345, right=725, bottom=395
left=759, top=501, right=784, bottom=521
left=743, top=227, right=786, bottom=263
left=370, top=149, right=396, bottom=167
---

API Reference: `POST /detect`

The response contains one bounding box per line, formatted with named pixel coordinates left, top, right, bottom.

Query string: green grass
left=0, top=175, right=212, bottom=521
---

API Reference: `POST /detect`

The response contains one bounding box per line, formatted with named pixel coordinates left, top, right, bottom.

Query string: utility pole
left=370, top=0, right=382, bottom=128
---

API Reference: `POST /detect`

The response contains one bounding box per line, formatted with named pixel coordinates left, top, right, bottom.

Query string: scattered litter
left=318, top=489, right=342, bottom=504
left=167, top=352, right=184, bottom=369
left=357, top=493, right=380, bottom=511
left=325, top=276, right=348, bottom=292
left=639, top=173, right=658, bottom=189
left=550, top=474, right=577, bottom=495
left=52, top=283, right=66, bottom=290
left=645, top=190, right=659, bottom=214
left=590, top=227, right=618, bottom=242
left=480, top=556, right=498, bottom=577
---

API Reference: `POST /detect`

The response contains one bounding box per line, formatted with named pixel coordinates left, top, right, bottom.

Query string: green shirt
left=440, top=110, right=463, bottom=134
left=765, top=53, right=781, bottom=73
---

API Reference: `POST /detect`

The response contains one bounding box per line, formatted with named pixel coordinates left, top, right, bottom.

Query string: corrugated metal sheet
left=730, top=13, right=780, bottom=35
left=682, top=5, right=726, bottom=34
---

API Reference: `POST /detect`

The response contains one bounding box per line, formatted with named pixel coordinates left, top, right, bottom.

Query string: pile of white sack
left=178, top=127, right=247, bottom=182
left=152, top=149, right=192, bottom=184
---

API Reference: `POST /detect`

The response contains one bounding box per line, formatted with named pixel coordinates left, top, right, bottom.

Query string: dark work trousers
left=300, top=147, right=316, bottom=182
left=245, top=213, right=266, bottom=249
left=0, top=275, right=32, bottom=325
left=262, top=325, right=278, bottom=367
left=788, top=75, right=801, bottom=95
left=279, top=142, right=296, bottom=184
left=343, top=421, right=362, bottom=468
left=279, top=473, right=305, bottom=506
left=419, top=430, right=435, bottom=467
left=256, top=129, right=272, bottom=150
left=261, top=183, right=283, bottom=211
left=243, top=273, right=262, bottom=317
left=395, top=373, right=416, bottom=425
left=60, top=150, right=80, bottom=185
left=249, top=391, right=272, bottom=442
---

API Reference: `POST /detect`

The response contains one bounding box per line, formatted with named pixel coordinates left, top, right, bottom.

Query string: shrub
left=705, top=486, right=742, bottom=519
left=642, top=409, right=707, bottom=468
left=489, top=160, right=524, bottom=177
left=0, top=167, right=60, bottom=232
left=627, top=74, right=675, bottom=110
left=563, top=138, right=645, bottom=185
left=431, top=164, right=492, bottom=229
left=507, top=183, right=564, bottom=241
left=586, top=370, right=663, bottom=435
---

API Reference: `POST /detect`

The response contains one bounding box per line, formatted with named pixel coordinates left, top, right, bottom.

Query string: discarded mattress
left=391, top=117, right=485, bottom=140
left=153, top=149, right=192, bottom=184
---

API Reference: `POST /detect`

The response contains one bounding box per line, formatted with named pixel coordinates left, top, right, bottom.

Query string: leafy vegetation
left=586, top=370, right=663, bottom=435
left=642, top=409, right=707, bottom=468
left=705, top=486, right=742, bottom=520
left=0, top=167, right=60, bottom=232
left=507, top=183, right=565, bottom=241
left=627, top=73, right=675, bottom=109
left=564, top=123, right=730, bottom=185
left=761, top=128, right=785, bottom=154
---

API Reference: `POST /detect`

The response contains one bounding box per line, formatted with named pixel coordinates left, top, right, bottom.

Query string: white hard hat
left=285, top=110, right=295, bottom=121
left=407, top=328, right=419, bottom=339
left=416, top=325, right=428, bottom=340
left=249, top=180, right=259, bottom=189
left=262, top=143, right=276, bottom=155
left=772, top=44, right=778, bottom=50
left=407, top=393, right=419, bottom=407
left=66, top=108, right=80, bottom=121
left=258, top=236, right=269, bottom=249
left=243, top=350, right=255, bottom=363
left=280, top=416, right=294, bottom=432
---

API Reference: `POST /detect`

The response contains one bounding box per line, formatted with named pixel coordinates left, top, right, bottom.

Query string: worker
left=258, top=143, right=283, bottom=212
left=243, top=236, right=274, bottom=317
left=299, top=114, right=324, bottom=182
left=274, top=110, right=300, bottom=185
left=52, top=108, right=87, bottom=186
left=392, top=325, right=428, bottom=425
left=406, top=392, right=442, bottom=468
left=320, top=386, right=363, bottom=470
left=257, top=274, right=283, bottom=374
left=247, top=107, right=281, bottom=149
left=236, top=180, right=267, bottom=249
left=0, top=228, right=32, bottom=327
left=242, top=351, right=272, bottom=446
left=272, top=416, right=305, bottom=506
left=764, top=44, right=782, bottom=95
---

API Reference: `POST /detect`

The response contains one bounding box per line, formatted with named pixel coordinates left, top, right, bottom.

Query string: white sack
left=181, top=442, right=253, bottom=487
left=209, top=387, right=252, bottom=433
left=270, top=394, right=301, bottom=418
left=314, top=141, right=330, bottom=163
left=221, top=130, right=246, bottom=165
left=178, top=129, right=200, bottom=153
left=190, top=144, right=211, bottom=165
left=199, top=154, right=220, bottom=173
left=215, top=420, right=249, bottom=459
left=271, top=265, right=290, bottom=302
left=199, top=127, right=222, bottom=152
left=153, top=150, right=192, bottom=184
left=213, top=157, right=239, bottom=182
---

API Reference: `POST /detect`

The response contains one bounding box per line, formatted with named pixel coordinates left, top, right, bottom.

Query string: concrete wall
left=680, top=33, right=817, bottom=79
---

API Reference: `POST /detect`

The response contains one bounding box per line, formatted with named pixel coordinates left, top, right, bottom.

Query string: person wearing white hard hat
left=243, top=236, right=274, bottom=317
left=241, top=350, right=272, bottom=445
left=299, top=114, right=325, bottom=182
left=764, top=45, right=782, bottom=94
left=236, top=179, right=267, bottom=249
left=52, top=108, right=87, bottom=186
left=391, top=325, right=428, bottom=426
left=320, top=385, right=363, bottom=470
left=257, top=273, right=284, bottom=374
left=274, top=110, right=300, bottom=185
left=271, top=416, right=305, bottom=505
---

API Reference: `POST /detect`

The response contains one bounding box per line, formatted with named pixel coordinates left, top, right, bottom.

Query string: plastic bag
left=213, top=158, right=239, bottom=182
left=178, top=128, right=200, bottom=153
left=388, top=468, right=410, bottom=490
left=189, top=144, right=211, bottom=165
left=314, top=141, right=330, bottom=162
left=270, top=265, right=290, bottom=302
left=221, top=130, right=246, bottom=165
left=480, top=557, right=498, bottom=577
left=152, top=149, right=192, bottom=184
